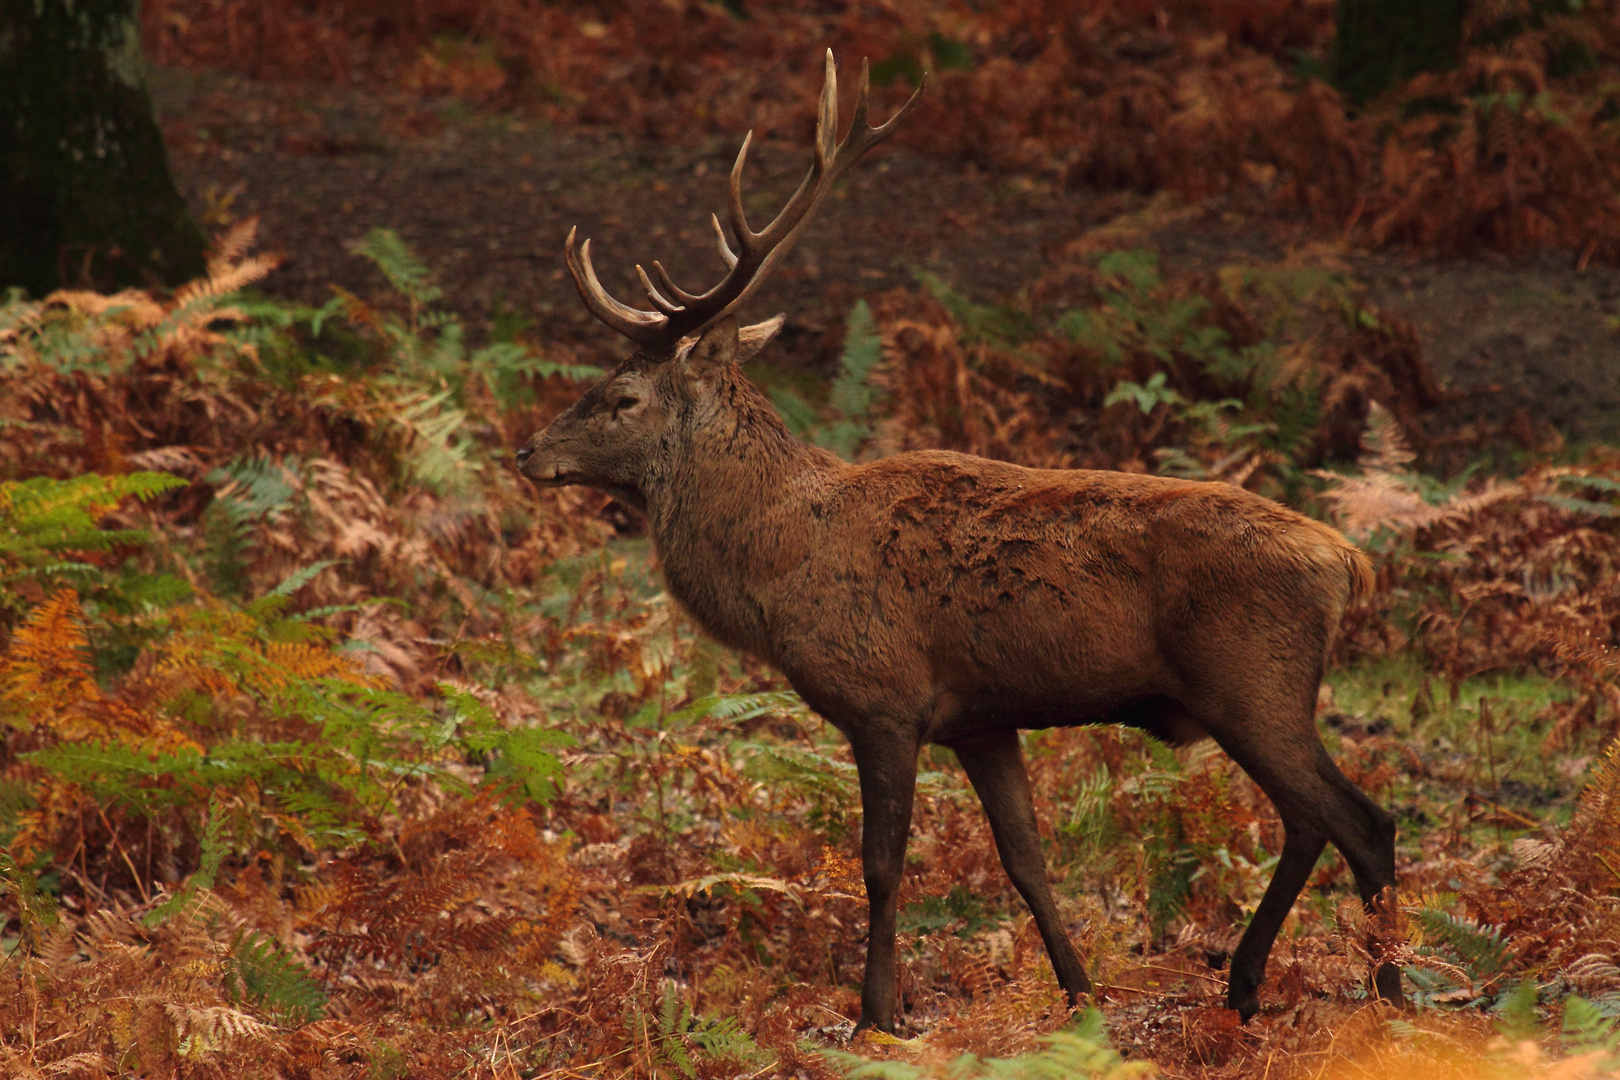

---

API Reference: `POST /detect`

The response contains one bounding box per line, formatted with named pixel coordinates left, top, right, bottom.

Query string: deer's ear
left=684, top=316, right=740, bottom=380
left=736, top=314, right=785, bottom=364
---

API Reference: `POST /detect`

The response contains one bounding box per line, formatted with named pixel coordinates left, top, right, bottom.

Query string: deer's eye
left=612, top=396, right=639, bottom=416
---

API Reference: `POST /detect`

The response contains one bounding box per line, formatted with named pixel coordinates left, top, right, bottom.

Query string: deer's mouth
left=515, top=448, right=578, bottom=486
left=522, top=462, right=581, bottom=486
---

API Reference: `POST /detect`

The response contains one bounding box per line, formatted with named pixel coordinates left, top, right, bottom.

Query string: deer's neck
left=644, top=372, right=840, bottom=659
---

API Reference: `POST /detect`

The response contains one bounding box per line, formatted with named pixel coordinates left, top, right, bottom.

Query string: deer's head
left=515, top=51, right=923, bottom=503
left=515, top=315, right=784, bottom=507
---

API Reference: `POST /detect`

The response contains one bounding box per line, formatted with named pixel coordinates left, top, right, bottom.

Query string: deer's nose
left=515, top=445, right=534, bottom=467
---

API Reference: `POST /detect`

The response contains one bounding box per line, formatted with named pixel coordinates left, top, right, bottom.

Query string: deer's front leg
left=849, top=728, right=919, bottom=1035
left=949, top=728, right=1092, bottom=1006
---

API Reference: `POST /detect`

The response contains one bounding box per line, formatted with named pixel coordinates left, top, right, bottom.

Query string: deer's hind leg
left=947, top=728, right=1092, bottom=1006
left=1187, top=666, right=1400, bottom=1020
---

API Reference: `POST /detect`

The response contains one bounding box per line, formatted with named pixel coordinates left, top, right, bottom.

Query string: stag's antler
left=565, top=50, right=925, bottom=355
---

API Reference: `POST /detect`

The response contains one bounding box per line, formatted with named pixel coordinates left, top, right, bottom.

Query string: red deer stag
left=517, top=51, right=1402, bottom=1034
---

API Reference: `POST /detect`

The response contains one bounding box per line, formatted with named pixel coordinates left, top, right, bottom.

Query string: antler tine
left=564, top=228, right=667, bottom=349
left=814, top=47, right=839, bottom=177
left=709, top=54, right=926, bottom=318
left=825, top=58, right=926, bottom=184
left=562, top=52, right=926, bottom=356
left=848, top=57, right=872, bottom=136
left=651, top=261, right=704, bottom=306
left=863, top=58, right=925, bottom=140
left=725, top=131, right=758, bottom=249
left=709, top=214, right=739, bottom=270
left=635, top=265, right=685, bottom=315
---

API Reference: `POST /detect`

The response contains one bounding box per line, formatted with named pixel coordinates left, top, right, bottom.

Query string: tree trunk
left=0, top=0, right=207, bottom=295
left=1332, top=0, right=1465, bottom=106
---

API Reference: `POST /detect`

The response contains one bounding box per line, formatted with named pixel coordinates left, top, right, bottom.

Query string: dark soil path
left=153, top=67, right=1620, bottom=449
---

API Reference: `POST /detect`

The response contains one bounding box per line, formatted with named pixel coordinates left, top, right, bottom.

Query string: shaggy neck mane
left=643, top=364, right=840, bottom=656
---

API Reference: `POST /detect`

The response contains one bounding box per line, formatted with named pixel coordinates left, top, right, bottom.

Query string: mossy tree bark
left=0, top=0, right=207, bottom=295
left=1332, top=0, right=1465, bottom=106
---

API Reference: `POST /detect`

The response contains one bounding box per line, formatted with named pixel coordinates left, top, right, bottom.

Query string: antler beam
left=564, top=50, right=926, bottom=355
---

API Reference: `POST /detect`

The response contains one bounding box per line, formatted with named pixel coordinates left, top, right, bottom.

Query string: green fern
left=347, top=228, right=600, bottom=417
left=640, top=982, right=771, bottom=1077
left=442, top=684, right=574, bottom=805
left=228, top=929, right=328, bottom=1024
left=817, top=300, right=887, bottom=461
left=1563, top=995, right=1620, bottom=1061
left=690, top=1013, right=770, bottom=1065
left=828, top=1008, right=1151, bottom=1079
left=1, top=295, right=123, bottom=375
left=390, top=387, right=480, bottom=493
left=1493, top=978, right=1542, bottom=1038
left=917, top=271, right=1037, bottom=346
left=0, top=846, right=58, bottom=954
left=1410, top=905, right=1510, bottom=977
left=0, top=472, right=187, bottom=580
left=145, top=802, right=227, bottom=927
left=1057, top=765, right=1120, bottom=864
left=0, top=778, right=34, bottom=846
left=349, top=229, right=442, bottom=323
left=22, top=666, right=571, bottom=851
left=1104, top=371, right=1185, bottom=415
left=1050, top=248, right=1326, bottom=477
left=1542, top=474, right=1620, bottom=518
left=25, top=741, right=208, bottom=812
left=1403, top=963, right=1475, bottom=1010
left=206, top=456, right=300, bottom=519
left=656, top=981, right=699, bottom=1078
left=667, top=690, right=804, bottom=727
left=471, top=339, right=603, bottom=407
left=202, top=455, right=303, bottom=596
left=740, top=741, right=860, bottom=839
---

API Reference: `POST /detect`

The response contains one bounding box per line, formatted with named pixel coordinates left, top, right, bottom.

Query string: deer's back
left=763, top=450, right=1362, bottom=729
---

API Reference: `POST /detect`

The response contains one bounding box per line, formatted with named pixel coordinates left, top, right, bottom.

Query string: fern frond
left=165, top=1002, right=275, bottom=1053
left=819, top=300, right=887, bottom=461
left=144, top=807, right=227, bottom=927
left=172, top=218, right=278, bottom=309
left=1359, top=400, right=1415, bottom=471
left=0, top=846, right=59, bottom=950
left=1563, top=995, right=1620, bottom=1059
left=1312, top=408, right=1522, bottom=540
left=391, top=388, right=479, bottom=491
left=269, top=560, right=340, bottom=598
left=259, top=642, right=356, bottom=686
left=0, top=590, right=99, bottom=730
left=668, top=691, right=804, bottom=726
left=229, top=930, right=328, bottom=1024
left=827, top=1008, right=1150, bottom=1078
left=1313, top=471, right=1523, bottom=540
left=48, top=288, right=166, bottom=326
left=1408, top=906, right=1510, bottom=977
left=209, top=217, right=261, bottom=271
left=348, top=229, right=442, bottom=310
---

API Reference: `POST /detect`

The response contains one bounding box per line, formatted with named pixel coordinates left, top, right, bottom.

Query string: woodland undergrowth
left=143, top=0, right=1620, bottom=264
left=1, top=226, right=1619, bottom=1078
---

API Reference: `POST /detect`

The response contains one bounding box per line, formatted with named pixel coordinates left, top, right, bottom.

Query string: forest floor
left=151, top=65, right=1620, bottom=456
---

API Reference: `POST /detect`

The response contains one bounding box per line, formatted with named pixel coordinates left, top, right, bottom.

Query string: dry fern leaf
left=1313, top=401, right=1522, bottom=539
left=207, top=217, right=261, bottom=270
left=1359, top=400, right=1416, bottom=471
left=174, top=218, right=281, bottom=309
left=1562, top=953, right=1620, bottom=995
left=165, top=1003, right=275, bottom=1052
left=36, top=1051, right=110, bottom=1078
left=0, top=590, right=100, bottom=730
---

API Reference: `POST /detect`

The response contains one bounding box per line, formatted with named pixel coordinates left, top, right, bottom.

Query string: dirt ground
left=152, top=66, right=1620, bottom=451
